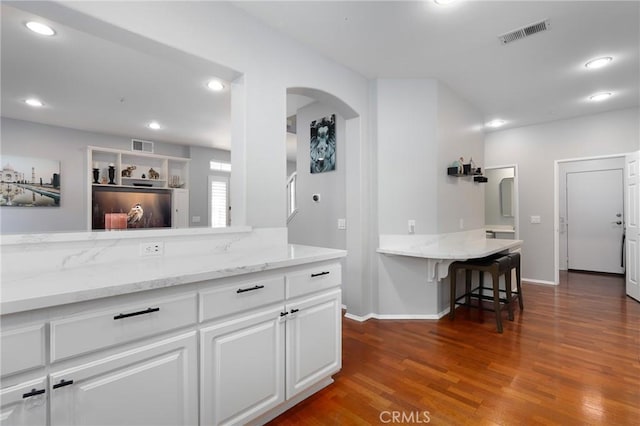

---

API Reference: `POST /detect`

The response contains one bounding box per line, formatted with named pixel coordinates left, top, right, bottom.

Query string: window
left=209, top=175, right=229, bottom=228
left=210, top=160, right=231, bottom=172
left=287, top=172, right=297, bottom=222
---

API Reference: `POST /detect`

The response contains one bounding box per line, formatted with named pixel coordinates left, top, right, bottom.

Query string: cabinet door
left=200, top=306, right=285, bottom=426
left=286, top=288, right=342, bottom=399
left=0, top=376, right=47, bottom=426
left=50, top=332, right=197, bottom=426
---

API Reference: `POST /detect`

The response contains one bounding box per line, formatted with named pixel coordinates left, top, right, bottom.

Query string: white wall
left=288, top=103, right=346, bottom=249
left=376, top=79, right=438, bottom=235
left=436, top=82, right=485, bottom=233
left=485, top=107, right=640, bottom=283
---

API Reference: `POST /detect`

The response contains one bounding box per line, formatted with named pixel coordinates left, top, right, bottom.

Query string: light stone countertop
left=1, top=244, right=346, bottom=315
left=377, top=237, right=522, bottom=260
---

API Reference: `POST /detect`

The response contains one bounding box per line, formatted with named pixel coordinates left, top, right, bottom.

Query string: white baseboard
left=523, top=278, right=557, bottom=286
left=344, top=309, right=450, bottom=322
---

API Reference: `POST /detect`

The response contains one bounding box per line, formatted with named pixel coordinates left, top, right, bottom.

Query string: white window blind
left=209, top=176, right=229, bottom=228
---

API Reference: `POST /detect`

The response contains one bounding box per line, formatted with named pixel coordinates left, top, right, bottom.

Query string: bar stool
left=506, top=252, right=524, bottom=311
left=449, top=255, right=513, bottom=333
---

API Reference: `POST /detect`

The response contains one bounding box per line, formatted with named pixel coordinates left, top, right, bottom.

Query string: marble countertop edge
left=1, top=244, right=346, bottom=315
left=377, top=239, right=522, bottom=260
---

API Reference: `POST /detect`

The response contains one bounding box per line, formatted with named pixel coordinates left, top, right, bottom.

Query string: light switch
left=192, top=216, right=201, bottom=223
left=408, top=219, right=416, bottom=234
left=530, top=215, right=541, bottom=224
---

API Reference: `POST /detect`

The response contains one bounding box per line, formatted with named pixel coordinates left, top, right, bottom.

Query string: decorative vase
left=108, top=166, right=116, bottom=184
left=92, top=168, right=100, bottom=184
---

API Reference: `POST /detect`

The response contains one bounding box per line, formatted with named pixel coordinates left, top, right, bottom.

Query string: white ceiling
left=1, top=3, right=234, bottom=150
left=2, top=1, right=638, bottom=158
left=237, top=0, right=640, bottom=131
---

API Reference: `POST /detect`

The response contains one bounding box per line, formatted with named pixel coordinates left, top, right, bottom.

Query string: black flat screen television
left=91, top=186, right=172, bottom=230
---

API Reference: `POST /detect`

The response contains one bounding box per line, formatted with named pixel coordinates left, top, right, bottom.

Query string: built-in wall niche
left=88, top=146, right=189, bottom=189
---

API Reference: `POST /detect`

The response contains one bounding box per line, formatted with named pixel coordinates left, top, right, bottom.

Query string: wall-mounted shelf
left=88, top=146, right=189, bottom=190
left=447, top=166, right=487, bottom=183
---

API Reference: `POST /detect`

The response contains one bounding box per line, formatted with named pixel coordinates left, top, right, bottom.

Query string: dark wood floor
left=269, top=272, right=640, bottom=425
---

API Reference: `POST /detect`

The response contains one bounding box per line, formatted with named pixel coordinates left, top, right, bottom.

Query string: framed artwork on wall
left=310, top=114, right=336, bottom=174
left=0, top=155, right=60, bottom=207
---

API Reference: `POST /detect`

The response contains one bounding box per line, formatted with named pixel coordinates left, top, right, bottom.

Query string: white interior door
left=625, top=152, right=639, bottom=301
left=567, top=169, right=624, bottom=274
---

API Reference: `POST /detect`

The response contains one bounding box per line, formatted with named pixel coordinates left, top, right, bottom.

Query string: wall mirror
left=499, top=177, right=514, bottom=218
left=0, top=1, right=242, bottom=235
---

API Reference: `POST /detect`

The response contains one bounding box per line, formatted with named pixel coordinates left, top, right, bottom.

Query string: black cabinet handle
left=237, top=285, right=265, bottom=294
left=311, top=271, right=330, bottom=278
left=280, top=311, right=289, bottom=317
left=53, top=379, right=74, bottom=389
left=113, top=307, right=160, bottom=320
left=290, top=308, right=299, bottom=314
left=22, top=388, right=45, bottom=398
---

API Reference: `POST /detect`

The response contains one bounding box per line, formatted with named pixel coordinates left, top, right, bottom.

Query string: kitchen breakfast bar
left=376, top=229, right=523, bottom=323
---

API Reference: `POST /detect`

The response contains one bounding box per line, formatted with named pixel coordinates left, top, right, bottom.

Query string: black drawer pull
left=290, top=308, right=299, bottom=314
left=53, top=379, right=74, bottom=389
left=236, top=285, right=265, bottom=294
left=113, top=307, right=160, bottom=320
left=311, top=271, right=330, bottom=278
left=22, top=388, right=45, bottom=398
left=280, top=311, right=289, bottom=317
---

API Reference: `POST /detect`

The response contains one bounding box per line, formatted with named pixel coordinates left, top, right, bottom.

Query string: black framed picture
left=310, top=114, right=336, bottom=174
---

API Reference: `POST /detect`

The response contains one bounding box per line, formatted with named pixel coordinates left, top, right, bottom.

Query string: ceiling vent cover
left=131, top=139, right=154, bottom=153
left=498, top=19, right=550, bottom=45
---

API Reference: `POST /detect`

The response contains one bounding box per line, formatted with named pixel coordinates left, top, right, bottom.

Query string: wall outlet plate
left=140, top=242, right=164, bottom=257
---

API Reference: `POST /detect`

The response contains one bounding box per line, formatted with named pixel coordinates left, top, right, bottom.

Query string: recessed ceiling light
left=25, top=21, right=55, bottom=36
left=434, top=0, right=456, bottom=4
left=148, top=121, right=161, bottom=130
left=486, top=119, right=506, bottom=128
left=585, top=56, right=613, bottom=69
left=588, top=92, right=612, bottom=102
left=207, top=80, right=225, bottom=91
left=25, top=98, right=44, bottom=107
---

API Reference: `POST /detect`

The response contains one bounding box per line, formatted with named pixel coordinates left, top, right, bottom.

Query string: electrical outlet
left=140, top=242, right=164, bottom=257
left=530, top=215, right=541, bottom=224
left=338, top=218, right=346, bottom=230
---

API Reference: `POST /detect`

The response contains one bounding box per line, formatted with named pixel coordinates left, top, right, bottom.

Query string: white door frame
left=484, top=164, right=520, bottom=240
left=554, top=153, right=630, bottom=284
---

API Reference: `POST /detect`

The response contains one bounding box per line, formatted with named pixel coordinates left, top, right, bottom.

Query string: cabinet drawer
left=50, top=293, right=197, bottom=362
left=0, top=325, right=45, bottom=377
left=286, top=263, right=341, bottom=299
left=200, top=276, right=284, bottom=322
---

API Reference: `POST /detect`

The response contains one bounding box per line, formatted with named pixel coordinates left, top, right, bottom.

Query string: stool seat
left=449, top=252, right=522, bottom=333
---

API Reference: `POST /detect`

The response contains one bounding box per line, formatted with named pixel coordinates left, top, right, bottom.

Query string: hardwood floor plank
left=268, top=271, right=640, bottom=425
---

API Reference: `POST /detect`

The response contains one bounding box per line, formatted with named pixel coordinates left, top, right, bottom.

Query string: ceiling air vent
left=498, top=19, right=550, bottom=45
left=131, top=139, right=154, bottom=153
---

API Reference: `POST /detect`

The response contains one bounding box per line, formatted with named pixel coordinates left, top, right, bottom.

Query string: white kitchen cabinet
left=286, top=288, right=342, bottom=399
left=0, top=376, right=47, bottom=426
left=50, top=332, right=198, bottom=426
left=200, top=305, right=286, bottom=426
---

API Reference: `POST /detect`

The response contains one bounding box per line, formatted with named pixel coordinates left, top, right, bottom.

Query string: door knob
left=612, top=221, right=622, bottom=225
